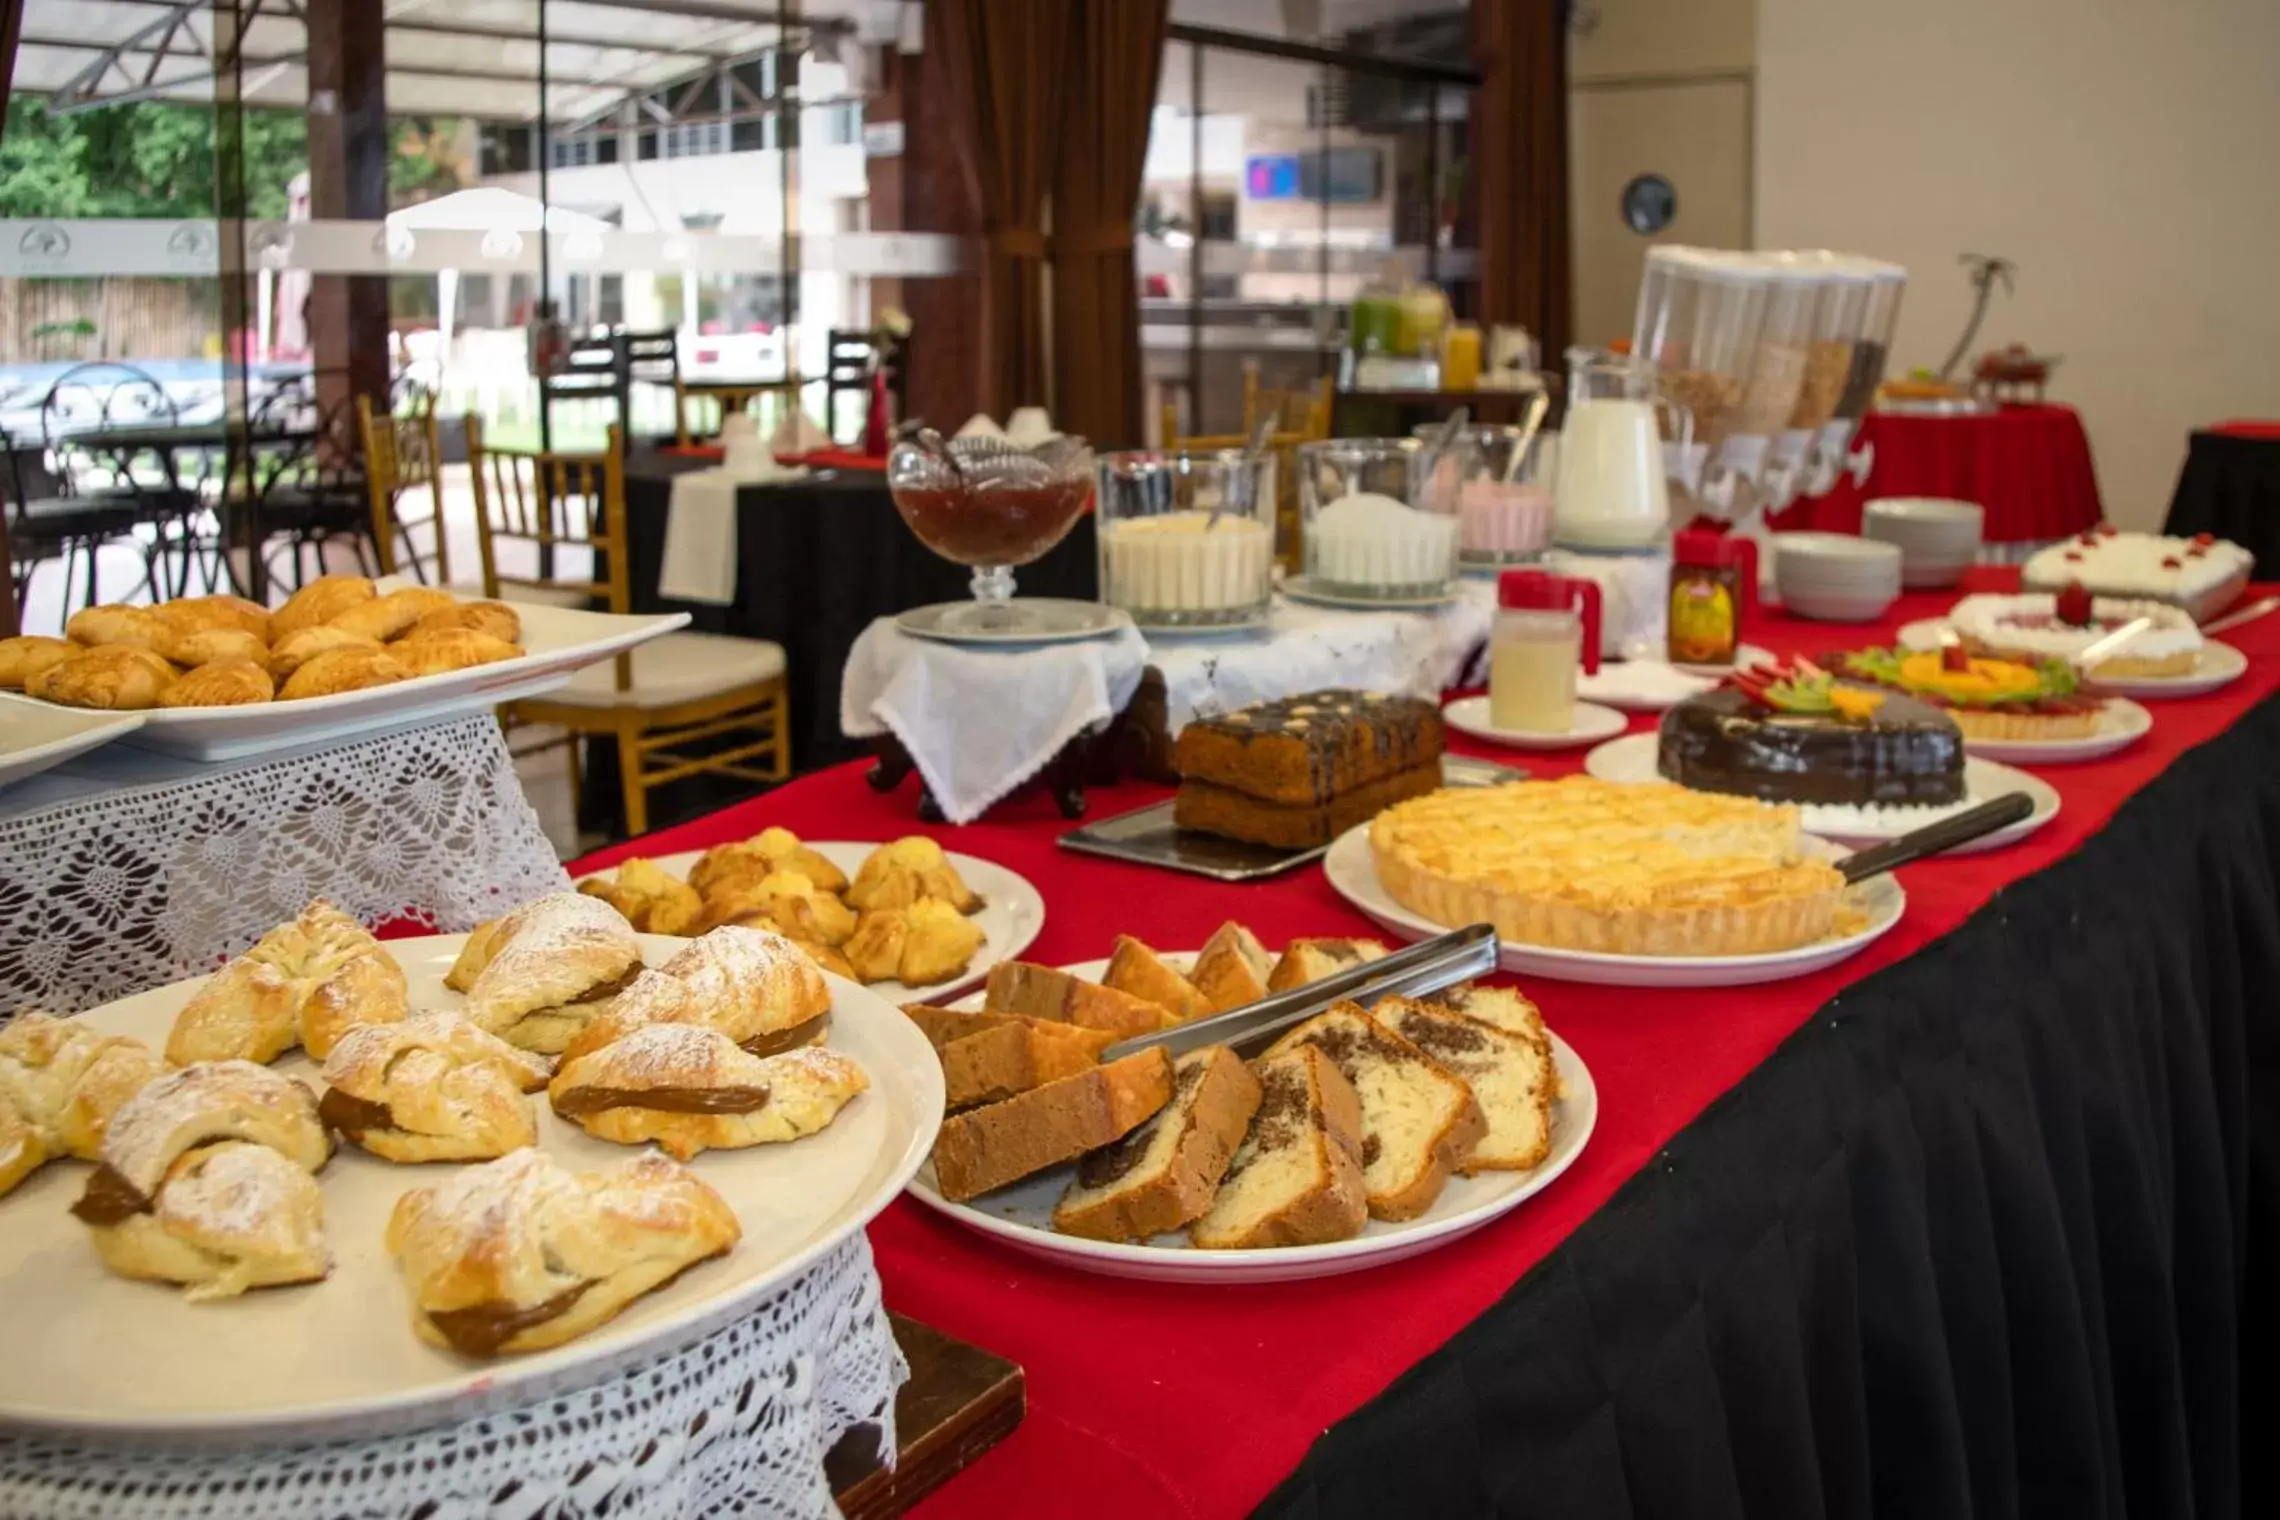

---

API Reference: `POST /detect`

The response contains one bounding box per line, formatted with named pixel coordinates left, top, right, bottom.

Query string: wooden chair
left=1161, top=380, right=1332, bottom=572
left=355, top=392, right=453, bottom=587
left=463, top=417, right=792, bottom=836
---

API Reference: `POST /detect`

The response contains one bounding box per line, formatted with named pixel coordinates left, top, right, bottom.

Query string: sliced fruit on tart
left=1831, top=647, right=2103, bottom=741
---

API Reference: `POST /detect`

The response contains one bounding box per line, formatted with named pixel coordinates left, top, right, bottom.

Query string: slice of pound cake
left=1264, top=1002, right=1485, bottom=1220
left=1189, top=1046, right=1367, bottom=1250
left=929, top=1049, right=1173, bottom=1202
left=1375, top=993, right=1556, bottom=1172
left=1053, top=1045, right=1262, bottom=1241
left=1266, top=937, right=1388, bottom=994
left=1187, top=921, right=1276, bottom=1012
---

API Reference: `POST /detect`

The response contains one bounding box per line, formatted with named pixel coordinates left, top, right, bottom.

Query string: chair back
left=41, top=362, right=177, bottom=495
left=464, top=416, right=634, bottom=688
left=356, top=392, right=450, bottom=583
left=825, top=329, right=878, bottom=440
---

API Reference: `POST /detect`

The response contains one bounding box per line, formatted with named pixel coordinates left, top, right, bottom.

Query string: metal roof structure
left=9, top=0, right=876, bottom=123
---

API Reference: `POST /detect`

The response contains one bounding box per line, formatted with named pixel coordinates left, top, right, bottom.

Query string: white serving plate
left=1322, top=827, right=1904, bottom=988
left=0, top=931, right=943, bottom=1445
left=1573, top=644, right=1776, bottom=713
left=8, top=594, right=692, bottom=762
left=1582, top=732, right=2060, bottom=852
left=1898, top=619, right=2251, bottom=699
left=0, top=694, right=145, bottom=787
left=895, top=599, right=1131, bottom=646
left=901, top=955, right=1595, bottom=1283
left=576, top=841, right=1044, bottom=1003
left=1441, top=696, right=1628, bottom=751
left=1960, top=697, right=2152, bottom=763
left=1280, top=577, right=1460, bottom=612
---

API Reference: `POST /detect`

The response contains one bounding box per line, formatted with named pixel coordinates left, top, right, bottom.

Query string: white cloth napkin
left=840, top=617, right=1150, bottom=823
left=952, top=413, right=1007, bottom=442
left=659, top=469, right=742, bottom=605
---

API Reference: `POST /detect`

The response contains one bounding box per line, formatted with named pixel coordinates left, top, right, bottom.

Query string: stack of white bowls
left=1862, top=497, right=1985, bottom=587
left=1774, top=533, right=1903, bottom=621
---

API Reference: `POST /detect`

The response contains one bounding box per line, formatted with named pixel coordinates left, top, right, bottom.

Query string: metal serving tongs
left=1102, top=923, right=1501, bottom=1063
left=1837, top=793, right=2033, bottom=884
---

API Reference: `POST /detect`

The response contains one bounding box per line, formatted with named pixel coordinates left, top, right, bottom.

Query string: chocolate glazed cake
left=1657, top=685, right=1965, bottom=807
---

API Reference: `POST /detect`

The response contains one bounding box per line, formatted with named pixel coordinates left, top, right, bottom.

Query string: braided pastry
left=70, top=1060, right=334, bottom=1301
left=166, top=900, right=408, bottom=1066
left=0, top=1012, right=164, bottom=1198
left=549, top=1023, right=867, bottom=1160
left=319, top=1010, right=551, bottom=1164
left=386, top=1147, right=739, bottom=1357
left=453, top=893, right=645, bottom=1054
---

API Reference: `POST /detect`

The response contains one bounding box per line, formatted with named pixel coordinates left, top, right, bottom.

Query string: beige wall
left=1757, top=0, right=2280, bottom=528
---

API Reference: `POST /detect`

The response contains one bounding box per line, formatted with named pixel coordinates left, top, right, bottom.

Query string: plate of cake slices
left=0, top=896, right=941, bottom=1443
left=574, top=832, right=1043, bottom=1001
left=897, top=934, right=1594, bottom=1283
left=1326, top=781, right=1907, bottom=988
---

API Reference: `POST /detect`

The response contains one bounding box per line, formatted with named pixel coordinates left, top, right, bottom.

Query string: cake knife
left=2200, top=595, right=2276, bottom=636
left=2071, top=615, right=2154, bottom=674
left=1836, top=792, right=2034, bottom=884
left=1102, top=923, right=1501, bottom=1062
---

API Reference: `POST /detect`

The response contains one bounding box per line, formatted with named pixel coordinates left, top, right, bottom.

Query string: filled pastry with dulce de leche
left=450, top=893, right=645, bottom=1054
left=318, top=1011, right=552, bottom=1163
left=386, top=1147, right=739, bottom=1357
left=560, top=925, right=832, bottom=1064
left=71, top=1060, right=335, bottom=1301
left=166, top=900, right=408, bottom=1067
left=548, top=1023, right=868, bottom=1160
left=0, top=1012, right=165, bottom=1198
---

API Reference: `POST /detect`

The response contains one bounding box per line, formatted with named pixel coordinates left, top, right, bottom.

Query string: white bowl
left=1775, top=532, right=1905, bottom=568
left=1865, top=496, right=1984, bottom=529
left=1782, top=588, right=1899, bottom=622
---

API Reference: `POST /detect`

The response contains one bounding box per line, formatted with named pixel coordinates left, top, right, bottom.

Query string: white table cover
left=838, top=583, right=1495, bottom=821
left=0, top=713, right=568, bottom=1015
left=0, top=1232, right=905, bottom=1520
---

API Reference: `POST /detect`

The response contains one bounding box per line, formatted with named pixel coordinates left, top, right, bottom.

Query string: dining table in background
left=1770, top=401, right=2105, bottom=554
left=2164, top=422, right=2280, bottom=567
left=573, top=579, right=2280, bottom=1519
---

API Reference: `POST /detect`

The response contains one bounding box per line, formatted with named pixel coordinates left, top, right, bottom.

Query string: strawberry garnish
left=2161, top=555, right=2183, bottom=569
left=2063, top=550, right=2084, bottom=562
left=2192, top=532, right=2216, bottom=546
left=2054, top=580, right=2095, bottom=628
left=2188, top=544, right=2208, bottom=558
left=1941, top=642, right=1972, bottom=673
left=2098, top=522, right=2120, bottom=537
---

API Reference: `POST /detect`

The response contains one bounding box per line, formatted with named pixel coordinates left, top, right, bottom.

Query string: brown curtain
left=1471, top=0, right=1573, bottom=365
left=1050, top=0, right=1171, bottom=448
left=928, top=0, right=1073, bottom=418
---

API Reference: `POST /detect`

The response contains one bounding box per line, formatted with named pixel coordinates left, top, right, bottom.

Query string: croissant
left=319, top=1010, right=551, bottom=1164
left=71, top=1060, right=334, bottom=1300
left=560, top=925, right=833, bottom=1063
left=166, top=900, right=408, bottom=1065
left=458, top=893, right=646, bottom=1053
left=0, top=1012, right=165, bottom=1197
left=161, top=659, right=275, bottom=707
left=386, top=1148, right=739, bottom=1357
left=270, top=573, right=375, bottom=639
left=0, top=635, right=74, bottom=691
left=549, top=1023, right=868, bottom=1160
left=28, top=645, right=179, bottom=709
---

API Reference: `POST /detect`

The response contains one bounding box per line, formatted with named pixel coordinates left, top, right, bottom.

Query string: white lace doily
left=1151, top=580, right=1497, bottom=734
left=0, top=1233, right=906, bottom=1520
left=840, top=617, right=1152, bottom=823
left=0, top=715, right=569, bottom=1015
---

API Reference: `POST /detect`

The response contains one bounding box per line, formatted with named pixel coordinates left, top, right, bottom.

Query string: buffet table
left=619, top=452, right=1100, bottom=770
left=1772, top=402, right=2104, bottom=547
left=573, top=582, right=2280, bottom=1518
left=2165, top=426, right=2280, bottom=567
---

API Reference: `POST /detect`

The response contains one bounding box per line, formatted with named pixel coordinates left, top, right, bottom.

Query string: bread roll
left=28, top=646, right=179, bottom=709
left=277, top=647, right=410, bottom=701
left=161, top=660, right=275, bottom=707
left=270, top=574, right=375, bottom=639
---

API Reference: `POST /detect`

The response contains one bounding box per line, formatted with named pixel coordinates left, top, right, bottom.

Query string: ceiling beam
left=385, top=17, right=746, bottom=61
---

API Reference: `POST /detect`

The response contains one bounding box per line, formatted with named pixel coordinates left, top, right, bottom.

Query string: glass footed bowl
left=887, top=434, right=1097, bottom=632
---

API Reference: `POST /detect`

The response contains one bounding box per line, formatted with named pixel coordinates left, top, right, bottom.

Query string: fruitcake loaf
left=1173, top=761, right=1443, bottom=850
left=1175, top=690, right=1444, bottom=806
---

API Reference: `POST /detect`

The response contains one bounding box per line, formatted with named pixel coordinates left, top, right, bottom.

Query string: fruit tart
left=1832, top=643, right=2102, bottom=741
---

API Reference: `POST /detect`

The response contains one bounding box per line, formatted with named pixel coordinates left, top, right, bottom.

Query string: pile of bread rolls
left=0, top=575, right=526, bottom=710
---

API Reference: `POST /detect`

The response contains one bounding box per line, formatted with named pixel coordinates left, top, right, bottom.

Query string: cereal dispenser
left=1806, top=257, right=1907, bottom=495
left=1701, top=252, right=1818, bottom=515
left=1630, top=248, right=1772, bottom=512
left=1761, top=252, right=1872, bottom=509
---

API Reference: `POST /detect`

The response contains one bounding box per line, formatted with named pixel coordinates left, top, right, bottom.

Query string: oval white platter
left=1441, top=696, right=1628, bottom=751
left=899, top=955, right=1596, bottom=1283
left=1323, top=827, right=1903, bottom=989
left=1896, top=618, right=2250, bottom=699
left=0, top=695, right=145, bottom=788
left=576, top=841, right=1044, bottom=1002
left=1960, top=697, right=2151, bottom=763
left=1582, top=733, right=2061, bottom=852
left=0, top=931, right=944, bottom=1445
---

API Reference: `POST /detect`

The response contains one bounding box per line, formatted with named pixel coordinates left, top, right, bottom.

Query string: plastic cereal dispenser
left=1762, top=252, right=1874, bottom=507
left=1807, top=256, right=1908, bottom=494
left=1629, top=247, right=1771, bottom=509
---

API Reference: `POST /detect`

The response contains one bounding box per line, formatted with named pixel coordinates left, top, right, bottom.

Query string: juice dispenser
left=1630, top=247, right=1769, bottom=505
left=1808, top=257, right=1908, bottom=495
left=1762, top=252, right=1872, bottom=508
left=1697, top=251, right=1818, bottom=516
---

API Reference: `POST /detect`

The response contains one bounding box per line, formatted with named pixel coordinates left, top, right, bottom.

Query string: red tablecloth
left=571, top=583, right=2280, bottom=1517
left=658, top=443, right=888, bottom=472
left=1770, top=402, right=2103, bottom=542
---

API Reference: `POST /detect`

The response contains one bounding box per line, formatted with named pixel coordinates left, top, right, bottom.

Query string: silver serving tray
left=1057, top=754, right=1526, bottom=881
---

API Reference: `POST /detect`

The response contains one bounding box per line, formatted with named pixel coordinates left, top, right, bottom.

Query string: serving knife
left=2072, top=614, right=2153, bottom=674
left=2200, top=595, right=2276, bottom=637
left=1837, top=792, right=2034, bottom=884
left=1102, top=923, right=1500, bottom=1063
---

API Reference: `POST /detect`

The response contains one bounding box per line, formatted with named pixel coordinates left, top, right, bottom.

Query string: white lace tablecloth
left=0, top=1232, right=906, bottom=1520
left=839, top=585, right=1496, bottom=821
left=0, top=714, right=568, bottom=1015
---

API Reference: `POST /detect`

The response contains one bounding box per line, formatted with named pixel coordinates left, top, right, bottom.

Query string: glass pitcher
left=1490, top=569, right=1603, bottom=734
left=1553, top=348, right=1692, bottom=549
